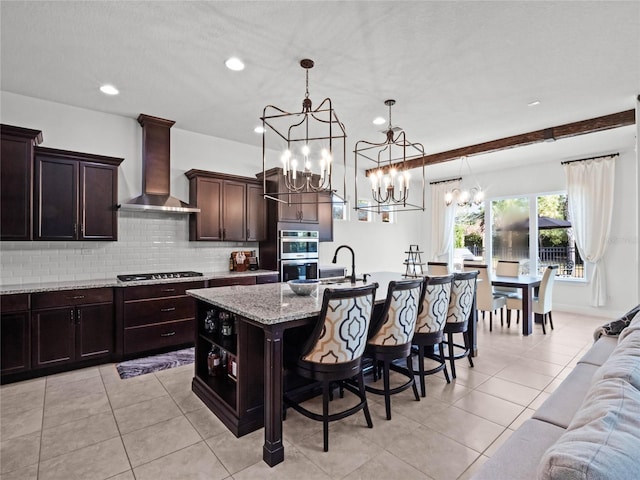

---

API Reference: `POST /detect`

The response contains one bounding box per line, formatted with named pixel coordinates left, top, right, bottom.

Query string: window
left=454, top=192, right=584, bottom=279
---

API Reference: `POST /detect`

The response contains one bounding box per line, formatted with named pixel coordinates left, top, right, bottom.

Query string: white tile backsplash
left=0, top=211, right=258, bottom=286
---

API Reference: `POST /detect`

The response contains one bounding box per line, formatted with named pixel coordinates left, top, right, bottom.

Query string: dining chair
left=442, top=270, right=479, bottom=378
left=427, top=261, right=450, bottom=275
left=506, top=265, right=558, bottom=334
left=463, top=263, right=506, bottom=332
left=495, top=259, right=522, bottom=324
left=283, top=283, right=378, bottom=452
left=412, top=274, right=453, bottom=396
left=365, top=278, right=423, bottom=420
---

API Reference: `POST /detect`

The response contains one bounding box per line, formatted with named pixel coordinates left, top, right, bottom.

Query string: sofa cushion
left=537, top=376, right=640, bottom=480
left=532, top=363, right=600, bottom=429
left=577, top=336, right=617, bottom=367
left=590, top=316, right=640, bottom=390
left=471, top=419, right=565, bottom=480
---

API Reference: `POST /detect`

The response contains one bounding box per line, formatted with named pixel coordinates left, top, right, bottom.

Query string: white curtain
left=430, top=180, right=460, bottom=265
left=564, top=155, right=616, bottom=306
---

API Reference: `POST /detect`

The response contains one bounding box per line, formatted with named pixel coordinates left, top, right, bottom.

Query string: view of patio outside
left=455, top=193, right=583, bottom=278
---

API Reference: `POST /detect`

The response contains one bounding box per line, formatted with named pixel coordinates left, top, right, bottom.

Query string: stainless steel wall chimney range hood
left=120, top=114, right=200, bottom=213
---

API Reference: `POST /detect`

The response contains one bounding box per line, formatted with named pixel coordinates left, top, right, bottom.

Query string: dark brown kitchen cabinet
left=1, top=294, right=31, bottom=375
left=185, top=170, right=266, bottom=242
left=116, top=280, right=205, bottom=356
left=260, top=167, right=320, bottom=224
left=246, top=182, right=267, bottom=242
left=0, top=125, right=43, bottom=241
left=34, top=147, right=123, bottom=241
left=192, top=301, right=265, bottom=436
left=31, top=288, right=114, bottom=369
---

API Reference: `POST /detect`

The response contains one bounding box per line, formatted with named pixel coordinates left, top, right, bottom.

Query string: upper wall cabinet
left=34, top=147, right=123, bottom=241
left=0, top=125, right=43, bottom=241
left=185, top=170, right=266, bottom=242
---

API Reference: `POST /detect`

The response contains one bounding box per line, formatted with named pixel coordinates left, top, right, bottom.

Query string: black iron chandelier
left=355, top=99, right=425, bottom=213
left=261, top=59, right=346, bottom=205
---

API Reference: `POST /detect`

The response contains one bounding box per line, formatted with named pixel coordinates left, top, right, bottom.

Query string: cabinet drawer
left=0, top=293, right=30, bottom=312
left=124, top=296, right=195, bottom=328
left=122, top=281, right=205, bottom=301
left=208, top=276, right=256, bottom=288
left=32, top=288, right=113, bottom=309
left=256, top=274, right=279, bottom=284
left=124, top=319, right=194, bottom=354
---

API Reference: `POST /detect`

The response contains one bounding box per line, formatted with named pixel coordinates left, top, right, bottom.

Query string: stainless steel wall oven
left=279, top=230, right=319, bottom=281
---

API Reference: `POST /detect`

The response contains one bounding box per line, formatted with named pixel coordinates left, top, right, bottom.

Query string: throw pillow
left=593, top=304, right=640, bottom=340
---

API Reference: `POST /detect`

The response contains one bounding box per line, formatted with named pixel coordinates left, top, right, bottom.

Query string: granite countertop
left=0, top=269, right=278, bottom=295
left=187, top=271, right=406, bottom=326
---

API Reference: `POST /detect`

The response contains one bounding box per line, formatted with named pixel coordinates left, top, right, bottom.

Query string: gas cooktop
left=117, top=271, right=203, bottom=282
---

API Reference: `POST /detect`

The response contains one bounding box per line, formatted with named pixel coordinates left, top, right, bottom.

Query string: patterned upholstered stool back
left=302, top=284, right=378, bottom=364
left=368, top=279, right=423, bottom=347
left=415, top=275, right=453, bottom=334
left=446, top=271, right=478, bottom=326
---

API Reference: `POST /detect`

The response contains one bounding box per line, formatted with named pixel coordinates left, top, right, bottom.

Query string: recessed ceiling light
left=372, top=117, right=386, bottom=125
left=254, top=126, right=265, bottom=134
left=527, top=100, right=541, bottom=107
left=225, top=57, right=245, bottom=71
left=100, top=84, right=119, bottom=95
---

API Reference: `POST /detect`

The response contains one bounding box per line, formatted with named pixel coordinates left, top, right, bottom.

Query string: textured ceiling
left=1, top=1, right=638, bottom=178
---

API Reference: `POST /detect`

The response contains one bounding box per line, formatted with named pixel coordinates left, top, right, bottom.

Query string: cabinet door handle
left=70, top=309, right=75, bottom=322
left=68, top=295, right=85, bottom=300
left=77, top=309, right=81, bottom=325
left=223, top=228, right=226, bottom=239
left=246, top=228, right=250, bottom=239
left=160, top=288, right=176, bottom=293
left=160, top=331, right=176, bottom=337
left=160, top=307, right=176, bottom=312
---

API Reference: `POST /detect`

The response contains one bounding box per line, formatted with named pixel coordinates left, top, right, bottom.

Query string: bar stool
left=442, top=270, right=478, bottom=378
left=412, top=274, right=453, bottom=396
left=283, top=283, right=378, bottom=452
left=365, top=278, right=423, bottom=420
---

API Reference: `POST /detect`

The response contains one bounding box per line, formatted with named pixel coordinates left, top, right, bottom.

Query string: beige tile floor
left=0, top=311, right=608, bottom=480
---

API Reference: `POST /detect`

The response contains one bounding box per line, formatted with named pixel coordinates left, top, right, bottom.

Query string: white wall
left=1, top=91, right=637, bottom=319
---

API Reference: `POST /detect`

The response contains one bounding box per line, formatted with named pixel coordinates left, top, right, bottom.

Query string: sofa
left=473, top=306, right=640, bottom=480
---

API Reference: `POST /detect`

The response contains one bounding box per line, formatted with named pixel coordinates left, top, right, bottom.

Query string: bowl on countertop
left=287, top=279, right=320, bottom=296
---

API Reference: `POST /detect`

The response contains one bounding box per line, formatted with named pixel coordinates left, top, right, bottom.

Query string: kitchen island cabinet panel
left=192, top=302, right=265, bottom=437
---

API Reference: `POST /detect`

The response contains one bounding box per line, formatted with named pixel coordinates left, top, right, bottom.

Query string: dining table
left=491, top=274, right=542, bottom=335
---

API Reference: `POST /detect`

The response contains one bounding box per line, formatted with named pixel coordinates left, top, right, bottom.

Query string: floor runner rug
left=116, top=347, right=195, bottom=379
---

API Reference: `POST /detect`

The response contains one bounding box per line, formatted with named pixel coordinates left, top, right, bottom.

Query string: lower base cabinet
left=192, top=300, right=265, bottom=436
left=1, top=294, right=31, bottom=375
left=31, top=288, right=114, bottom=369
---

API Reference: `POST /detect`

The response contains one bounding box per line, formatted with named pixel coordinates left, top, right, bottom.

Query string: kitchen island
left=187, top=271, right=478, bottom=467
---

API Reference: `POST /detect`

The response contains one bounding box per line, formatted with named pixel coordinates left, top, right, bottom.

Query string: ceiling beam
left=366, top=109, right=635, bottom=176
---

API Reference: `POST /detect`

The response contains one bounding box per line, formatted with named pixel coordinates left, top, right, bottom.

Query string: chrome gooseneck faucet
left=332, top=245, right=356, bottom=284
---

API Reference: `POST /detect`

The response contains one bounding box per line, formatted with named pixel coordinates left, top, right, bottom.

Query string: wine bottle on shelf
left=207, top=346, right=221, bottom=376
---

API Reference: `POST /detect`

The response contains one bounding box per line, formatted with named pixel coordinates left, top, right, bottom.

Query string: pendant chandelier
left=443, top=156, right=484, bottom=207
left=261, top=59, right=346, bottom=204
left=355, top=99, right=425, bottom=213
